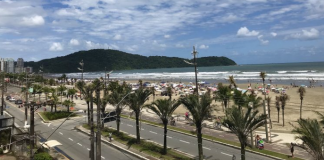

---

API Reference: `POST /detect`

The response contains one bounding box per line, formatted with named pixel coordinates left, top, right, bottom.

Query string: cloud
left=49, top=42, right=63, bottom=51
left=164, top=35, right=170, bottom=38
left=126, top=45, right=138, bottom=52
left=69, top=39, right=80, bottom=46
left=199, top=44, right=209, bottom=49
left=237, top=27, right=259, bottom=37
left=175, top=44, right=184, bottom=48
left=305, top=0, right=324, bottom=19
left=113, top=34, right=122, bottom=40
left=217, top=14, right=244, bottom=23
left=270, top=32, right=277, bottom=37
left=258, top=35, right=269, bottom=45
left=21, top=15, right=45, bottom=26
left=290, top=28, right=320, bottom=40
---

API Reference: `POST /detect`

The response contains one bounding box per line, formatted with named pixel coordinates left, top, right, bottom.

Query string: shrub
left=34, top=152, right=52, bottom=160
left=43, top=112, right=76, bottom=120
left=0, top=148, right=3, bottom=155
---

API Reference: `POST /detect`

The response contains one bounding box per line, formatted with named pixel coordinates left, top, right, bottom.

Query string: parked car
left=6, top=96, right=11, bottom=100
left=15, top=100, right=23, bottom=104
left=9, top=97, right=16, bottom=102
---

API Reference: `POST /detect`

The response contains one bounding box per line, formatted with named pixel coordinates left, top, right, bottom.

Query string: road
left=5, top=98, right=140, bottom=160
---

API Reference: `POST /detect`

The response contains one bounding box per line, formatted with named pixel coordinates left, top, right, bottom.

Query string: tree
left=222, top=106, right=267, bottom=160
left=63, top=99, right=75, bottom=112
left=279, top=94, right=289, bottom=126
left=57, top=85, right=67, bottom=104
left=76, top=81, right=93, bottom=125
left=166, top=86, right=173, bottom=100
left=180, top=94, right=213, bottom=160
left=275, top=96, right=280, bottom=123
left=228, top=75, right=237, bottom=89
left=49, top=79, right=55, bottom=86
left=32, top=84, right=42, bottom=102
left=214, top=84, right=231, bottom=112
left=61, top=73, right=67, bottom=84
left=48, top=94, right=59, bottom=112
left=42, top=86, right=51, bottom=102
left=107, top=81, right=131, bottom=132
left=232, top=89, right=247, bottom=110
left=126, top=88, right=152, bottom=143
left=266, top=97, right=272, bottom=128
left=292, top=118, right=324, bottom=160
left=146, top=99, right=181, bottom=154
left=67, top=88, right=77, bottom=101
left=151, top=87, right=155, bottom=102
left=297, top=86, right=306, bottom=119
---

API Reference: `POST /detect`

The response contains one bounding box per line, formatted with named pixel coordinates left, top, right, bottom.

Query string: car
left=15, top=100, right=23, bottom=104
left=9, top=97, right=16, bottom=102
left=6, top=96, right=11, bottom=100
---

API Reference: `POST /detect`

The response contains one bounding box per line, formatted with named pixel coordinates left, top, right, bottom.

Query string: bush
left=0, top=148, right=3, bottom=155
left=43, top=112, right=76, bottom=120
left=34, top=152, right=52, bottom=160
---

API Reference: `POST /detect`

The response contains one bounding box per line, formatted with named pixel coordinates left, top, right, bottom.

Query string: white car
left=9, top=97, right=16, bottom=102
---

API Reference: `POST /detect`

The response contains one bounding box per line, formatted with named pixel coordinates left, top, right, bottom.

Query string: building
left=15, top=58, right=24, bottom=73
left=0, top=58, right=7, bottom=72
left=23, top=66, right=33, bottom=73
left=6, top=58, right=14, bottom=73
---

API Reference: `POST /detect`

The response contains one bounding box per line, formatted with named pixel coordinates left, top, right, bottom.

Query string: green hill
left=25, top=49, right=236, bottom=73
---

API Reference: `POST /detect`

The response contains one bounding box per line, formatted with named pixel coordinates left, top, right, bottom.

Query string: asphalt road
left=5, top=99, right=140, bottom=160
left=104, top=118, right=275, bottom=160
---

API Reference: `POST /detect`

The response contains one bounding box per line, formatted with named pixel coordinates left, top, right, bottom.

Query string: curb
left=124, top=117, right=285, bottom=160
left=75, top=126, right=150, bottom=160
left=37, top=112, right=50, bottom=123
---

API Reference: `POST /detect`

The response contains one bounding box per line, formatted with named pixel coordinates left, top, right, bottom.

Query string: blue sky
left=0, top=0, right=323, bottom=64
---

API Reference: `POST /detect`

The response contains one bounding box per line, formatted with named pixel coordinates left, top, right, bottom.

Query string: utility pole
left=89, top=89, right=94, bottom=160
left=1, top=71, right=6, bottom=116
left=192, top=46, right=198, bottom=95
left=30, top=102, right=35, bottom=159
left=39, top=65, right=44, bottom=87
left=104, top=67, right=107, bottom=96
left=96, top=86, right=101, bottom=160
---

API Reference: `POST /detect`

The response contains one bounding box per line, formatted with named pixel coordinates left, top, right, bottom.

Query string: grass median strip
left=39, top=111, right=76, bottom=121
left=82, top=124, right=193, bottom=160
left=121, top=114, right=302, bottom=160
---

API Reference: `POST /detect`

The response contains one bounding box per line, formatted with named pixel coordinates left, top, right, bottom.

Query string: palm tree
left=166, top=86, right=173, bottom=99
left=259, top=71, right=266, bottom=95
left=292, top=118, right=324, bottom=160
left=266, top=97, right=272, bottom=128
left=126, top=88, right=152, bottom=143
left=42, top=86, right=51, bottom=102
left=32, top=84, right=42, bottom=102
left=107, top=81, right=131, bottom=132
left=223, top=106, right=267, bottom=160
left=146, top=99, right=181, bottom=154
left=151, top=87, right=155, bottom=102
left=61, top=73, right=67, bottom=84
left=180, top=94, right=213, bottom=160
left=49, top=79, right=55, bottom=86
left=63, top=99, right=75, bottom=112
left=297, top=86, right=306, bottom=119
left=232, top=89, right=247, bottom=110
left=67, top=88, right=77, bottom=101
left=279, top=94, right=289, bottom=126
left=228, top=75, right=237, bottom=89
left=275, top=96, right=280, bottom=123
left=76, top=81, right=93, bottom=125
left=48, top=94, right=59, bottom=112
left=57, top=85, right=67, bottom=104
left=214, top=84, right=231, bottom=112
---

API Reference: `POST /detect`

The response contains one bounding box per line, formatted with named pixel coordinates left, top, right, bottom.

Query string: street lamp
left=184, top=46, right=199, bottom=95
left=39, top=65, right=43, bottom=86
left=78, top=59, right=84, bottom=82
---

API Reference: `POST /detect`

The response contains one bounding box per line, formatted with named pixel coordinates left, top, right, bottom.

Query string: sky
left=0, top=0, right=323, bottom=64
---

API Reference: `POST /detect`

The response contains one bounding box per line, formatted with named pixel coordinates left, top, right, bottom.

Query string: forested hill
left=25, top=49, right=236, bottom=73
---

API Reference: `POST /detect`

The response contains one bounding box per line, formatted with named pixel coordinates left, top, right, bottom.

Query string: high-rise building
left=24, top=66, right=33, bottom=73
left=6, top=58, right=14, bottom=73
left=0, top=58, right=7, bottom=72
left=15, top=58, right=24, bottom=73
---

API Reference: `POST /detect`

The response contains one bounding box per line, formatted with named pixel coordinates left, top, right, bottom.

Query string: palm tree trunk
left=197, top=126, right=203, bottom=160
left=163, top=122, right=168, bottom=155
left=135, top=111, right=141, bottom=143
left=51, top=105, right=53, bottom=112
left=116, top=115, right=121, bottom=132
left=282, top=108, right=285, bottom=126
left=277, top=108, right=279, bottom=123
left=68, top=105, right=70, bottom=112
left=300, top=100, right=302, bottom=119
left=241, top=142, right=246, bottom=160
left=55, top=104, right=57, bottom=112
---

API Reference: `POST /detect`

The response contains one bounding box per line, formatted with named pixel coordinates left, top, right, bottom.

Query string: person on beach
left=290, top=142, right=294, bottom=158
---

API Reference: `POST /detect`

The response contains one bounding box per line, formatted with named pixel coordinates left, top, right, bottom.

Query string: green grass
left=38, top=112, right=50, bottom=122
left=40, top=111, right=76, bottom=121
left=121, top=114, right=303, bottom=160
left=83, top=124, right=192, bottom=160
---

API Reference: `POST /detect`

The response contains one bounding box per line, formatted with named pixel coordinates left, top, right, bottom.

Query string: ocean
left=56, top=61, right=324, bottom=85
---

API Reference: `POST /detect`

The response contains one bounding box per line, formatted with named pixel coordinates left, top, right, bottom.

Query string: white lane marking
left=77, top=143, right=82, bottom=146
left=69, top=138, right=73, bottom=141
left=221, top=152, right=232, bottom=157
left=203, top=147, right=211, bottom=150
left=59, top=132, right=63, bottom=135
left=87, top=148, right=90, bottom=151
left=48, top=123, right=51, bottom=127
left=167, top=136, right=172, bottom=139
left=101, top=156, right=105, bottom=159
left=127, top=124, right=133, bottom=127
left=149, top=131, right=157, bottom=134
left=219, top=135, right=224, bottom=137
left=179, top=140, right=190, bottom=144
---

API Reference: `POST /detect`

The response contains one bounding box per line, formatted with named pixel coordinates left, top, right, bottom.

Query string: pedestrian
left=108, top=133, right=112, bottom=142
left=290, top=142, right=294, bottom=158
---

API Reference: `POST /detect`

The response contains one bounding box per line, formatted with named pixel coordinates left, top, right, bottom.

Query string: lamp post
left=184, top=46, right=199, bottom=95
left=248, top=102, right=254, bottom=148
left=39, top=65, right=43, bottom=87
left=78, top=60, right=84, bottom=82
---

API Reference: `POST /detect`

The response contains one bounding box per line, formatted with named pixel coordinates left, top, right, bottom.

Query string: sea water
left=56, top=61, right=324, bottom=85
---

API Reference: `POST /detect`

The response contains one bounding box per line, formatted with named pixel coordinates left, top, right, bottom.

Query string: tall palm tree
left=232, top=89, right=247, bottom=110
left=107, top=81, right=131, bottom=132
left=48, top=94, right=59, bottom=112
left=292, top=118, right=324, bottom=160
left=61, top=73, right=67, bottom=84
left=223, top=106, right=267, bottom=160
left=126, top=88, right=152, bottom=143
left=63, top=99, right=75, bottom=112
left=57, top=85, right=67, bottom=104
left=180, top=94, right=213, bottom=160
left=146, top=99, right=181, bottom=154
left=297, top=86, right=306, bottom=119
left=67, top=88, right=77, bottom=101
left=166, top=86, right=173, bottom=99
left=151, top=87, right=155, bottom=102
left=266, top=97, right=272, bottom=128
left=228, top=75, right=237, bottom=89
left=214, top=84, right=231, bottom=112
left=32, top=84, right=42, bottom=102
left=76, top=81, right=93, bottom=125
left=275, top=96, right=280, bottom=123
left=42, top=86, right=51, bottom=102
left=259, top=71, right=266, bottom=95
left=279, top=94, right=289, bottom=126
